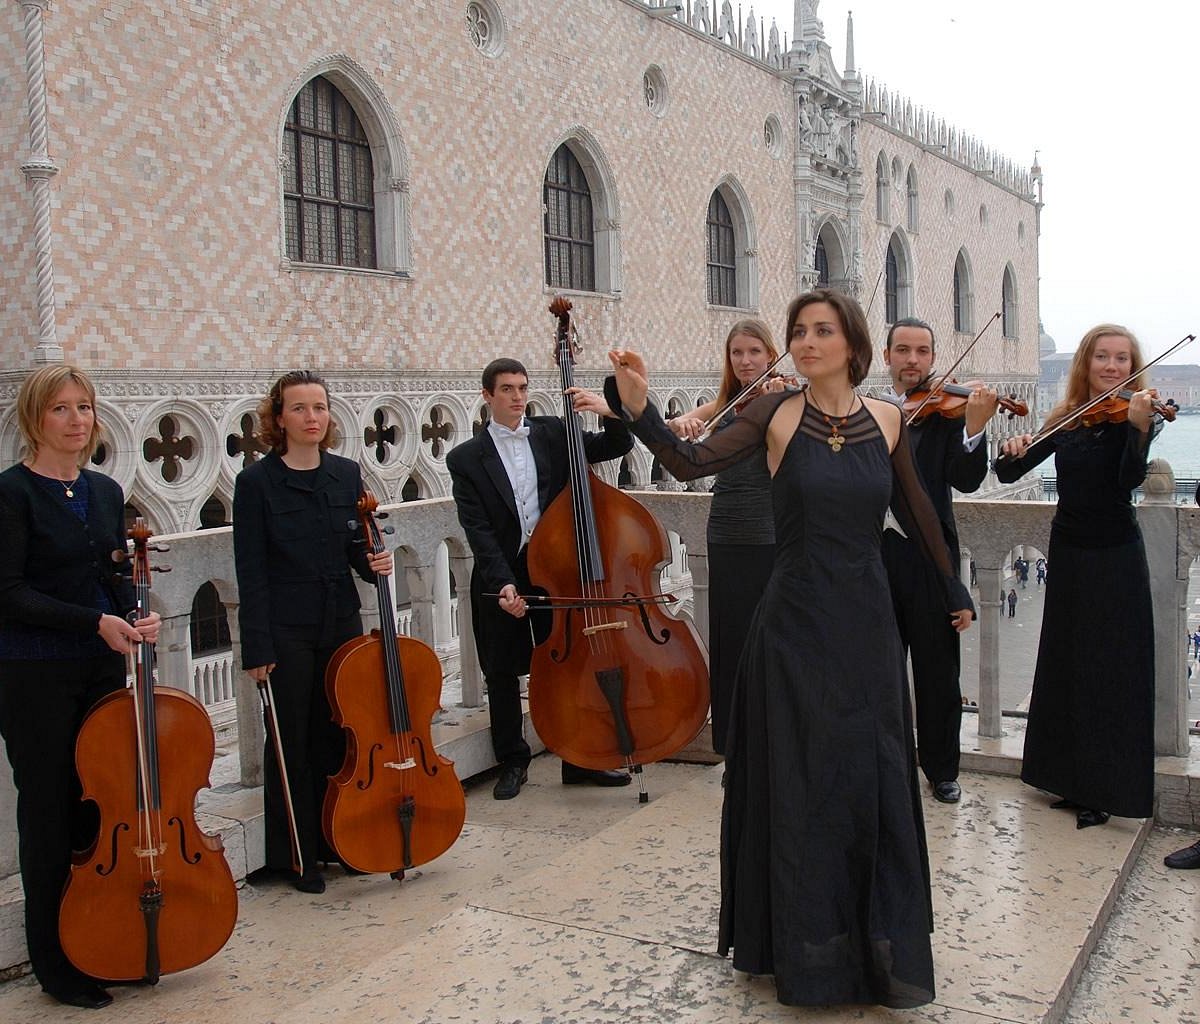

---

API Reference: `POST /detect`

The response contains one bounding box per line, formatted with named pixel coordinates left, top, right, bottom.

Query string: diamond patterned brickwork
left=1, top=1, right=800, bottom=378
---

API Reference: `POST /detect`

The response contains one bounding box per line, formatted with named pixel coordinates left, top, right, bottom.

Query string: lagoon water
left=1036, top=413, right=1200, bottom=481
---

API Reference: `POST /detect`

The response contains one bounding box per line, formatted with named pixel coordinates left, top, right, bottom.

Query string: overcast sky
left=744, top=0, right=1199, bottom=363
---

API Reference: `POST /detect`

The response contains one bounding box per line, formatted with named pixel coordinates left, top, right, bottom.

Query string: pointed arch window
left=906, top=166, right=919, bottom=233
left=953, top=250, right=973, bottom=333
left=544, top=144, right=595, bottom=292
left=706, top=191, right=737, bottom=307
left=283, top=76, right=376, bottom=268
left=875, top=154, right=889, bottom=222
left=885, top=244, right=899, bottom=323
left=815, top=235, right=829, bottom=286
left=1002, top=265, right=1019, bottom=338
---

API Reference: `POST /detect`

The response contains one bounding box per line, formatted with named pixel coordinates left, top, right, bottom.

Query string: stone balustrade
left=1, top=484, right=1197, bottom=947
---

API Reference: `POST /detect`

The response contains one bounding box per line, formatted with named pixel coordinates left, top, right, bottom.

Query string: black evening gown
left=625, top=390, right=972, bottom=1008
left=995, top=420, right=1156, bottom=818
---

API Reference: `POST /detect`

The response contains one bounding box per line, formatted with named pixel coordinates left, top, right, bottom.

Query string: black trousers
left=0, top=653, right=125, bottom=989
left=262, top=614, right=361, bottom=871
left=882, top=532, right=962, bottom=785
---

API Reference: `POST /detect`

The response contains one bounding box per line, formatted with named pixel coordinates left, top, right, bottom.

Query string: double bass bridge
left=582, top=621, right=628, bottom=636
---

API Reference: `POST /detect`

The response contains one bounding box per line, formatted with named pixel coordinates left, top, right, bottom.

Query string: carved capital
left=16, top=0, right=51, bottom=11
left=20, top=156, right=58, bottom=179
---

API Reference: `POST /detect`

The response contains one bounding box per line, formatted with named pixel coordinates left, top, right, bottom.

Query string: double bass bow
left=59, top=519, right=237, bottom=984
left=323, top=492, right=466, bottom=875
left=526, top=297, right=710, bottom=801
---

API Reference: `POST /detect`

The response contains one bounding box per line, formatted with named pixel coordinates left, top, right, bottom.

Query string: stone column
left=404, top=560, right=436, bottom=649
left=432, top=542, right=452, bottom=645
left=687, top=552, right=711, bottom=649
left=16, top=0, right=62, bottom=362
left=1140, top=461, right=1190, bottom=756
left=975, top=565, right=1004, bottom=738
left=224, top=601, right=265, bottom=787
left=449, top=552, right=483, bottom=707
left=157, top=613, right=194, bottom=699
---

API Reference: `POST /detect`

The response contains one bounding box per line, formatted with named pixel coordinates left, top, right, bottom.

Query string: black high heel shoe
left=1075, top=809, right=1110, bottom=829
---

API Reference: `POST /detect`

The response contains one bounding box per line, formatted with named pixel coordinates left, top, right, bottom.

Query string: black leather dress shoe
left=493, top=764, right=528, bottom=800
left=43, top=983, right=113, bottom=1009
left=1076, top=809, right=1110, bottom=829
left=561, top=764, right=632, bottom=787
left=292, top=867, right=326, bottom=893
left=1164, top=839, right=1200, bottom=869
left=932, top=780, right=961, bottom=804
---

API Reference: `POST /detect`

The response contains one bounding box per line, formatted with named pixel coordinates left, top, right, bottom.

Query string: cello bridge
left=385, top=759, right=417, bottom=771
left=582, top=621, right=628, bottom=636
left=134, top=843, right=167, bottom=858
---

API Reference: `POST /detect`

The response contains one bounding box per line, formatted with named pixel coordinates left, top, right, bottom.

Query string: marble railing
left=2, top=480, right=1197, bottom=883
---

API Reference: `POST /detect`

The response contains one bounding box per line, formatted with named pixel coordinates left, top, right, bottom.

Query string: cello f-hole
left=168, top=815, right=202, bottom=865
left=357, top=742, right=384, bottom=790
left=95, top=821, right=129, bottom=876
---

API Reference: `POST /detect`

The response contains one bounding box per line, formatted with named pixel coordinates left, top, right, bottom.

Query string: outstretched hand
left=608, top=349, right=649, bottom=418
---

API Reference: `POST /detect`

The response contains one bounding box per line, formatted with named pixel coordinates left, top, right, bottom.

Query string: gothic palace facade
left=1, top=0, right=1043, bottom=532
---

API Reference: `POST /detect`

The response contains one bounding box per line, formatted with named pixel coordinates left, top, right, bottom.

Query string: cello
left=526, top=297, right=710, bottom=799
left=323, top=492, right=466, bottom=874
left=59, top=518, right=237, bottom=984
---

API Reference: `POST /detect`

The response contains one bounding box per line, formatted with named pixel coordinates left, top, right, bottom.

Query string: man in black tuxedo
left=882, top=319, right=999, bottom=803
left=447, top=358, right=635, bottom=799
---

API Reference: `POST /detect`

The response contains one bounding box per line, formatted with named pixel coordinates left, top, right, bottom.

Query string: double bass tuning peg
left=152, top=564, right=173, bottom=574
left=111, top=548, right=129, bottom=564
left=381, top=525, right=395, bottom=536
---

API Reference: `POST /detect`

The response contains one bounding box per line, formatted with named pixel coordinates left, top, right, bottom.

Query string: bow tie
left=490, top=421, right=530, bottom=441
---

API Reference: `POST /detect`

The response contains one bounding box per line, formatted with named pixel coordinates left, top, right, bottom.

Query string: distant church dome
left=1038, top=319, right=1056, bottom=356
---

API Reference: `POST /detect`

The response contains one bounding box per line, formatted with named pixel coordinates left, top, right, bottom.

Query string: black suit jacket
left=446, top=414, right=633, bottom=675
left=904, top=414, right=988, bottom=562
left=233, top=450, right=373, bottom=669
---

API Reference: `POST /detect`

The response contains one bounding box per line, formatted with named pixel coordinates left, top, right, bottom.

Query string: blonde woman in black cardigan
left=0, top=365, right=160, bottom=1009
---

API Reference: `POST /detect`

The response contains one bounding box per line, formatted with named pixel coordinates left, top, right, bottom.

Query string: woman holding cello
left=0, top=365, right=160, bottom=1009
left=233, top=370, right=392, bottom=893
left=667, top=319, right=785, bottom=756
left=995, top=324, right=1161, bottom=829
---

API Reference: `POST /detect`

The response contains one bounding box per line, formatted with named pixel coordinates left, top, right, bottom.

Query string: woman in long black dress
left=233, top=370, right=392, bottom=893
left=607, top=289, right=973, bottom=1008
left=668, top=319, right=781, bottom=755
left=0, top=364, right=160, bottom=1009
left=995, top=324, right=1159, bottom=829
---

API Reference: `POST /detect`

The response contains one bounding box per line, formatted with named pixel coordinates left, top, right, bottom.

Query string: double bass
left=323, top=492, right=466, bottom=874
left=526, top=298, right=710, bottom=798
left=59, top=519, right=237, bottom=984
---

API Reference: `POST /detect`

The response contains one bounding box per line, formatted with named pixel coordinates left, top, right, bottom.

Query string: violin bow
left=483, top=592, right=678, bottom=611
left=698, top=350, right=796, bottom=437
left=256, top=673, right=305, bottom=877
left=904, top=311, right=1000, bottom=426
left=995, top=331, right=1196, bottom=463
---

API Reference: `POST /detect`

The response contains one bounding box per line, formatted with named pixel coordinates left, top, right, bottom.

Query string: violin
left=59, top=519, right=237, bottom=984
left=732, top=373, right=802, bottom=414
left=323, top=492, right=465, bottom=874
left=526, top=297, right=710, bottom=799
left=1078, top=388, right=1177, bottom=427
left=903, top=379, right=1028, bottom=424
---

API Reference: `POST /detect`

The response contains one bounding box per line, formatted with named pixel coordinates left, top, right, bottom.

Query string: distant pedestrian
left=1007, top=589, right=1017, bottom=618
left=969, top=559, right=977, bottom=586
left=1018, top=561, right=1028, bottom=589
left=1194, top=629, right=1200, bottom=662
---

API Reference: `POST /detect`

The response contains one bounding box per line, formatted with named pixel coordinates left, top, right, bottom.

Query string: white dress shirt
left=488, top=418, right=540, bottom=549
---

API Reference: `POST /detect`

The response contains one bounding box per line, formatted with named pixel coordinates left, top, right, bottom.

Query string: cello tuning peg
left=111, top=549, right=129, bottom=564
left=347, top=519, right=360, bottom=531
left=150, top=543, right=170, bottom=553
left=376, top=511, right=390, bottom=520
left=382, top=525, right=395, bottom=535
left=152, top=564, right=173, bottom=573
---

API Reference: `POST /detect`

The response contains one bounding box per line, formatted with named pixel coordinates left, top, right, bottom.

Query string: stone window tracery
left=467, top=2, right=505, bottom=58
left=643, top=65, right=668, bottom=117
left=544, top=144, right=595, bottom=292
left=706, top=191, right=736, bottom=307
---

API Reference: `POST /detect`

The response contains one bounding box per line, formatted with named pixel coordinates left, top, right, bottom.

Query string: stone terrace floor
left=1, top=754, right=1196, bottom=1024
